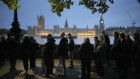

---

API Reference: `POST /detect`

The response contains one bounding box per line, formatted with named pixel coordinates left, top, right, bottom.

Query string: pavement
left=0, top=59, right=140, bottom=79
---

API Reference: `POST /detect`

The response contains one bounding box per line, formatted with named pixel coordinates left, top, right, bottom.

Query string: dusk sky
left=0, top=0, right=140, bottom=30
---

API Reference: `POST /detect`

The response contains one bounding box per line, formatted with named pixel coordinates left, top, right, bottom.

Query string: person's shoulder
left=81, top=43, right=86, bottom=46
left=98, top=43, right=104, bottom=46
left=21, top=41, right=25, bottom=44
left=20, top=41, right=26, bottom=47
left=61, top=37, right=66, bottom=40
left=121, top=40, right=127, bottom=45
left=85, top=42, right=92, bottom=46
left=89, top=42, right=93, bottom=45
left=64, top=37, right=68, bottom=42
left=70, top=37, right=73, bottom=40
left=44, top=42, right=47, bottom=45
left=14, top=40, right=19, bottom=44
left=117, top=39, right=121, bottom=42
left=51, top=38, right=56, bottom=43
left=64, top=37, right=68, bottom=40
left=97, top=40, right=100, bottom=43
left=45, top=41, right=50, bottom=45
left=89, top=43, right=94, bottom=47
left=105, top=35, right=109, bottom=37
left=44, top=42, right=49, bottom=47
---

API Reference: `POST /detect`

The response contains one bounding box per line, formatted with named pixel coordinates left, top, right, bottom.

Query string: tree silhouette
left=49, top=0, right=114, bottom=16
left=0, top=0, right=20, bottom=10
left=1, top=0, right=140, bottom=17
left=79, top=0, right=114, bottom=14
left=48, top=0, right=74, bottom=16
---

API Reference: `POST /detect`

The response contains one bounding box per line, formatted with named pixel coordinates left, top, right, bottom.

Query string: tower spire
left=101, top=14, right=103, bottom=20
left=87, top=25, right=88, bottom=29
left=65, top=18, right=68, bottom=28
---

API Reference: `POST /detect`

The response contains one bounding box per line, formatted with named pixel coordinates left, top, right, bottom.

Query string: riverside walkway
left=0, top=59, right=140, bottom=79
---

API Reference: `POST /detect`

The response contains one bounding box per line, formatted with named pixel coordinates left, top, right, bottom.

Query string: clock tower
left=100, top=15, right=104, bottom=31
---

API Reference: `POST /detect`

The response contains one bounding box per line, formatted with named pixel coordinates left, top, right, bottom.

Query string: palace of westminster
left=27, top=15, right=105, bottom=37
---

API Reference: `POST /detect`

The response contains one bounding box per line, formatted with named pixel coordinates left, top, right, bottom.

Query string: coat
left=111, top=38, right=121, bottom=57
left=103, top=35, right=110, bottom=46
left=79, top=42, right=94, bottom=61
left=0, top=40, right=7, bottom=53
left=57, top=37, right=68, bottom=56
left=43, top=40, right=56, bottom=58
left=20, top=40, right=34, bottom=58
left=117, top=39, right=129, bottom=67
left=126, top=39, right=133, bottom=56
left=68, top=37, right=75, bottom=51
left=94, top=40, right=100, bottom=51
left=31, top=39, right=40, bottom=51
left=95, top=42, right=106, bottom=64
left=133, top=39, right=140, bottom=58
left=117, top=40, right=128, bottom=56
left=7, top=40, right=19, bottom=57
left=0, top=40, right=7, bottom=58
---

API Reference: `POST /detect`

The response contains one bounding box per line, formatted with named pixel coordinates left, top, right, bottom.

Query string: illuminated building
left=27, top=15, right=104, bottom=37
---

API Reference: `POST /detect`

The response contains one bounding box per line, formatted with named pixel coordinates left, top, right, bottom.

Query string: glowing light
left=36, top=30, right=95, bottom=36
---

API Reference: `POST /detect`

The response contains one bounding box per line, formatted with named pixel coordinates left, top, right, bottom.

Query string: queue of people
left=0, top=35, right=39, bottom=72
left=111, top=32, right=140, bottom=79
left=0, top=36, right=7, bottom=67
left=20, top=36, right=40, bottom=74
left=0, top=31, right=140, bottom=79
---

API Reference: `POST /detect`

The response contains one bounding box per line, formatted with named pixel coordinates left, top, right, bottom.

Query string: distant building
left=105, top=26, right=139, bottom=35
left=27, top=15, right=105, bottom=37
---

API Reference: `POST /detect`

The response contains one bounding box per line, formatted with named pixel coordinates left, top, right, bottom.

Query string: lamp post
left=8, top=0, right=21, bottom=41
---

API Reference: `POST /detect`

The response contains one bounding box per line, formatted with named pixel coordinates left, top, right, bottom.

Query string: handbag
left=56, top=59, right=64, bottom=75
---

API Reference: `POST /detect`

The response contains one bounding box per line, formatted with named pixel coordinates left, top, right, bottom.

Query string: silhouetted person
left=94, top=36, right=106, bottom=76
left=125, top=34, right=133, bottom=69
left=0, top=36, right=7, bottom=66
left=30, top=37, right=40, bottom=68
left=93, top=36, right=99, bottom=59
left=43, top=34, right=56, bottom=78
left=20, top=36, right=34, bottom=75
left=7, top=36, right=19, bottom=70
left=0, top=37, right=2, bottom=66
left=111, top=32, right=121, bottom=71
left=79, top=38, right=93, bottom=79
left=57, top=32, right=68, bottom=76
left=118, top=33, right=129, bottom=79
left=68, top=33, right=75, bottom=68
left=101, top=31, right=110, bottom=66
left=93, top=36, right=99, bottom=52
left=132, top=33, right=140, bottom=73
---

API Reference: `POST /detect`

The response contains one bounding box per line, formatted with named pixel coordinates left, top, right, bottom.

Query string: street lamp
left=8, top=0, right=22, bottom=41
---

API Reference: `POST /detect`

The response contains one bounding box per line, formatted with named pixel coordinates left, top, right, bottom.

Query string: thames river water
left=35, top=36, right=115, bottom=45
left=35, top=35, right=135, bottom=45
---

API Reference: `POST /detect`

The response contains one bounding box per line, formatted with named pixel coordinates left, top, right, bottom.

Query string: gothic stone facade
left=27, top=15, right=104, bottom=37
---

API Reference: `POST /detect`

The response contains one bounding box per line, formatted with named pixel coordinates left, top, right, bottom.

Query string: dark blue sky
left=0, top=0, right=140, bottom=30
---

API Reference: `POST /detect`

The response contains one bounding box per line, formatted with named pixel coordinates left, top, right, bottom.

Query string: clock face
left=101, top=21, right=104, bottom=23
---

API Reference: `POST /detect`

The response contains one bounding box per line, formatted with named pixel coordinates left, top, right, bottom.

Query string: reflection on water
left=35, top=36, right=114, bottom=45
